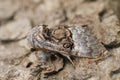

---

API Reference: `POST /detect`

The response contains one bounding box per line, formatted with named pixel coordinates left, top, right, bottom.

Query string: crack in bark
left=0, top=36, right=26, bottom=44
left=103, top=40, right=120, bottom=49
left=110, top=68, right=120, bottom=77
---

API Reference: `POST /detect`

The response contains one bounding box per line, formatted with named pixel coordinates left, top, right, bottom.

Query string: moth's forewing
left=27, top=25, right=106, bottom=59
left=27, top=25, right=71, bottom=54
left=68, top=26, right=106, bottom=58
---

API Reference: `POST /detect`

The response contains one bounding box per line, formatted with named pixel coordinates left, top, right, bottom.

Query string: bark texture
left=0, top=0, right=120, bottom=80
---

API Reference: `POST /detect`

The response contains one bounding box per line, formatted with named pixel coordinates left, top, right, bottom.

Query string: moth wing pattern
left=27, top=25, right=71, bottom=54
left=68, top=26, right=106, bottom=58
left=27, top=25, right=107, bottom=59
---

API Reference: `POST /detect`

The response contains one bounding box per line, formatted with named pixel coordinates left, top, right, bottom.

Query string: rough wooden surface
left=0, top=0, right=120, bottom=80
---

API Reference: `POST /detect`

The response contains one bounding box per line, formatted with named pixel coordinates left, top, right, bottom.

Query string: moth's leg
left=66, top=56, right=74, bottom=66
left=61, top=54, right=75, bottom=68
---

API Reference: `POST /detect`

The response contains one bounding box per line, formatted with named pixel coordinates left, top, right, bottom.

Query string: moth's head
left=27, top=25, right=46, bottom=48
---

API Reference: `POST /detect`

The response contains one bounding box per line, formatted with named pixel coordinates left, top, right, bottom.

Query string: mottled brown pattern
left=27, top=24, right=107, bottom=66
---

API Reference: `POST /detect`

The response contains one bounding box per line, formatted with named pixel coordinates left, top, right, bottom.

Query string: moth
left=27, top=24, right=107, bottom=66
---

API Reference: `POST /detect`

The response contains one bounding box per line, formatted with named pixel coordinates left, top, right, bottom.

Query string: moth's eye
left=63, top=43, right=71, bottom=48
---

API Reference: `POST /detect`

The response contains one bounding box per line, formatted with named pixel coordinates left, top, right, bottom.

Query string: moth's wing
left=27, top=25, right=71, bottom=55
left=69, top=26, right=106, bottom=58
left=27, top=25, right=106, bottom=59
